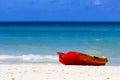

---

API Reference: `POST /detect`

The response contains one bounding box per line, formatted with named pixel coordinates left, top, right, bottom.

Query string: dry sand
left=0, top=64, right=120, bottom=80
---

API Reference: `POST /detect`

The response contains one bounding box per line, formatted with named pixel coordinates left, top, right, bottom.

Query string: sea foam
left=0, top=54, right=58, bottom=63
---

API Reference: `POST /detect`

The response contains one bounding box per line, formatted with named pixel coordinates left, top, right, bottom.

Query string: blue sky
left=0, top=0, right=120, bottom=21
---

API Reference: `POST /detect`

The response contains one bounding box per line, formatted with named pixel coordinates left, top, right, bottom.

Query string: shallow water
left=0, top=23, right=120, bottom=65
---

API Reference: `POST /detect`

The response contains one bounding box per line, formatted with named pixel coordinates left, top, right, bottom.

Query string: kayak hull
left=57, top=51, right=108, bottom=66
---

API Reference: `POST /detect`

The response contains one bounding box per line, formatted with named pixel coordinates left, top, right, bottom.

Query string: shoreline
left=0, top=64, right=120, bottom=80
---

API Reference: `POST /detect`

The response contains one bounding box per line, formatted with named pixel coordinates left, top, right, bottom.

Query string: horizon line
left=0, top=21, right=120, bottom=25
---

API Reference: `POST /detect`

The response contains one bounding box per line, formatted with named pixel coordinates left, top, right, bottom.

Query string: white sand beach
left=0, top=64, right=120, bottom=80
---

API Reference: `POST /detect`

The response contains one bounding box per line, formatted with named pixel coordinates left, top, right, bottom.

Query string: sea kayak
left=57, top=51, right=108, bottom=66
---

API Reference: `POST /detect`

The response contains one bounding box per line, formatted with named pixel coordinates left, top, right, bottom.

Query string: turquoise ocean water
left=0, top=23, right=120, bottom=66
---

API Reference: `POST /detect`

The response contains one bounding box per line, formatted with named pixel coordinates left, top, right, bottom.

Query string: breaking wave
left=0, top=54, right=58, bottom=64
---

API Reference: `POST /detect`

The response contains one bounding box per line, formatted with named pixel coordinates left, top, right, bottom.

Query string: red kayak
left=57, top=51, right=108, bottom=66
